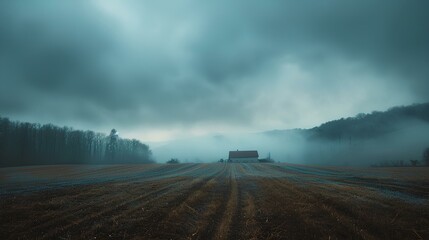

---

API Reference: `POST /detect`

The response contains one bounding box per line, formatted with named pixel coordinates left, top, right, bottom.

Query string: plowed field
left=1, top=163, right=428, bottom=239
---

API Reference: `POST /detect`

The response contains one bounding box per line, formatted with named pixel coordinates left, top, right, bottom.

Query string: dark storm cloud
left=191, top=1, right=429, bottom=88
left=0, top=2, right=119, bottom=112
left=1, top=0, right=429, bottom=140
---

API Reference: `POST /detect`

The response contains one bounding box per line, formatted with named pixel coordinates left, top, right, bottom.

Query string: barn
left=228, top=150, right=259, bottom=163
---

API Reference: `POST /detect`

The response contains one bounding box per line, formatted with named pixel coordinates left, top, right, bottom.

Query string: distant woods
left=309, top=103, right=429, bottom=140
left=305, top=103, right=429, bottom=166
left=0, top=117, right=154, bottom=167
left=265, top=102, right=429, bottom=166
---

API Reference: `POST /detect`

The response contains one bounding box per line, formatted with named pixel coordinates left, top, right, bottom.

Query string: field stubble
left=1, top=163, right=428, bottom=239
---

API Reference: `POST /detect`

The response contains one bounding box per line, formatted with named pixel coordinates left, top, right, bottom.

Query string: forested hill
left=263, top=102, right=429, bottom=166
left=0, top=117, right=154, bottom=167
left=308, top=102, right=429, bottom=140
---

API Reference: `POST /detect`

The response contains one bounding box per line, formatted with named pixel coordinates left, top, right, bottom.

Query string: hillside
left=265, top=102, right=429, bottom=139
left=309, top=102, right=429, bottom=140
left=265, top=102, right=429, bottom=166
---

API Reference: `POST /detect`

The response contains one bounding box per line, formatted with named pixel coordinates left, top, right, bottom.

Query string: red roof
left=229, top=150, right=259, bottom=158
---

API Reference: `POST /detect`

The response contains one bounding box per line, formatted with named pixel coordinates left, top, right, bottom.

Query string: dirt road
left=1, top=163, right=428, bottom=239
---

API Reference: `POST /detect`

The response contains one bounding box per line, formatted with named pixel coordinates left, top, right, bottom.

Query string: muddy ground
left=1, top=163, right=428, bottom=240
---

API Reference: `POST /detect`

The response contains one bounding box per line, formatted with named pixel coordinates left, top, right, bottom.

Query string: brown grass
left=1, top=163, right=428, bottom=239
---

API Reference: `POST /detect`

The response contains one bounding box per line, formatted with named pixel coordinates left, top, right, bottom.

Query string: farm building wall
left=229, top=157, right=258, bottom=163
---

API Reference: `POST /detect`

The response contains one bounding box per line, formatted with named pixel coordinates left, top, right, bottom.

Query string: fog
left=153, top=118, right=429, bottom=166
left=1, top=1, right=429, bottom=142
left=1, top=1, right=429, bottom=167
left=152, top=131, right=306, bottom=163
left=301, top=121, right=429, bottom=166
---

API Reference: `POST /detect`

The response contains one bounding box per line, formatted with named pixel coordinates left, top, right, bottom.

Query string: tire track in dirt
left=213, top=163, right=240, bottom=240
left=3, top=163, right=428, bottom=240
left=265, top=167, right=427, bottom=240
left=235, top=165, right=261, bottom=240
left=257, top=176, right=378, bottom=240
left=202, top=163, right=262, bottom=240
left=240, top=191, right=259, bottom=240
left=252, top=177, right=316, bottom=239
left=184, top=163, right=241, bottom=240
left=143, top=163, right=237, bottom=240
left=13, top=165, right=219, bottom=239
left=56, top=177, right=224, bottom=239
left=23, top=178, right=187, bottom=239
left=137, top=163, right=229, bottom=239
left=129, top=163, right=230, bottom=239
left=24, top=166, right=199, bottom=234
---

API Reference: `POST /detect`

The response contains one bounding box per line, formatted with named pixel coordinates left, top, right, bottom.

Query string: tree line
left=0, top=117, right=153, bottom=167
left=309, top=102, right=429, bottom=140
left=304, top=102, right=429, bottom=166
left=265, top=102, right=429, bottom=166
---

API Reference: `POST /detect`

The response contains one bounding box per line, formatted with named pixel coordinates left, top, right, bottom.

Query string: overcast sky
left=1, top=0, right=429, bottom=142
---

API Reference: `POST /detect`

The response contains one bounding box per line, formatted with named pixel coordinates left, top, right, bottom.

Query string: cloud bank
left=1, top=0, right=429, bottom=141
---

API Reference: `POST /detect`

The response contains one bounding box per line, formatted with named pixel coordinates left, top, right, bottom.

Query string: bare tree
left=423, top=147, right=429, bottom=166
left=0, top=117, right=153, bottom=167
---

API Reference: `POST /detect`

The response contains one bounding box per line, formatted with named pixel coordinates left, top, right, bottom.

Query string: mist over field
left=301, top=120, right=429, bottom=166
left=152, top=131, right=305, bottom=163
left=1, top=0, right=429, bottom=145
left=1, top=0, right=429, bottom=167
left=1, top=103, right=428, bottom=167
left=153, top=103, right=429, bottom=166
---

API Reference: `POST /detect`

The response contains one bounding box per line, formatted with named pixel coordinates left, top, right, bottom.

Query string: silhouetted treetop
left=309, top=102, right=429, bottom=140
left=0, top=117, right=154, bottom=167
